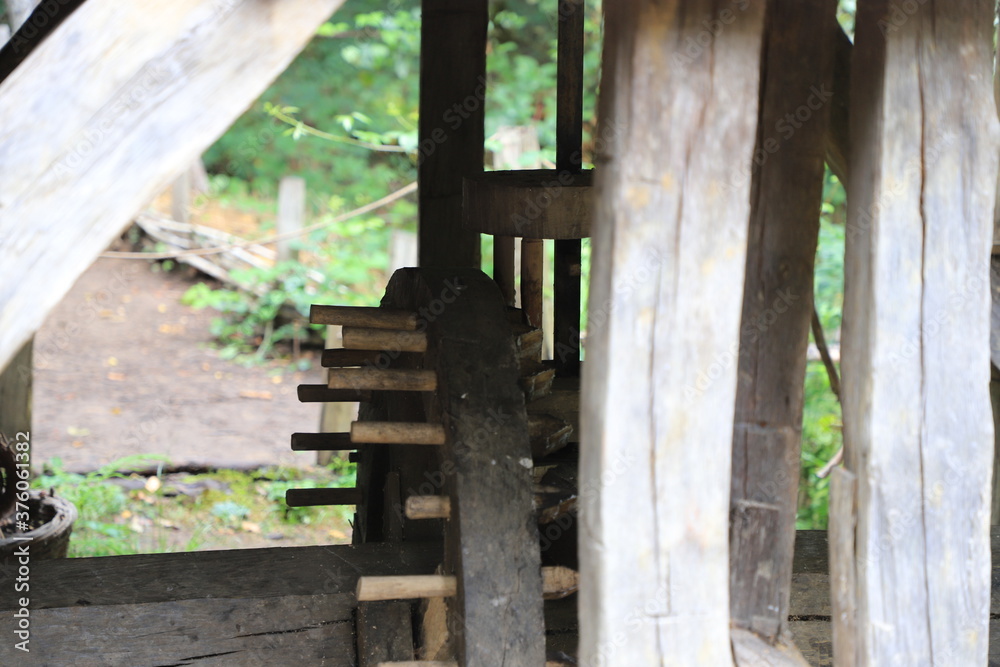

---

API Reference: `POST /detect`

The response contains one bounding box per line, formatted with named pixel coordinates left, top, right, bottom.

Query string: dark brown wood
left=297, top=384, right=372, bottom=403
left=825, top=24, right=852, bottom=184
left=521, top=239, right=544, bottom=328
left=323, top=348, right=413, bottom=368
left=285, top=487, right=362, bottom=507
left=494, top=235, right=516, bottom=306
left=729, top=0, right=836, bottom=651
left=0, top=339, right=31, bottom=441
left=342, top=327, right=429, bottom=353
left=418, top=0, right=487, bottom=269
left=839, top=3, right=998, bottom=663
left=357, top=601, right=415, bottom=666
left=0, top=542, right=441, bottom=665
left=462, top=170, right=593, bottom=239
left=419, top=269, right=544, bottom=666
left=310, top=305, right=419, bottom=330
left=290, top=432, right=354, bottom=452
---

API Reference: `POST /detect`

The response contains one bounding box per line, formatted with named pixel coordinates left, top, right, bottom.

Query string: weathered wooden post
left=277, top=175, right=306, bottom=264
left=580, top=1, right=766, bottom=663
left=728, top=1, right=836, bottom=659
left=832, top=2, right=999, bottom=663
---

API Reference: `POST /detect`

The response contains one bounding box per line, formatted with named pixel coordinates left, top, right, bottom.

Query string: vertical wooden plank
left=521, top=238, right=544, bottom=328
left=278, top=176, right=306, bottom=264
left=494, top=235, right=516, bottom=306
left=829, top=468, right=857, bottom=667
left=729, top=0, right=836, bottom=650
left=553, top=0, right=585, bottom=376
left=0, top=339, right=31, bottom=441
left=417, top=0, right=486, bottom=269
left=840, top=2, right=999, bottom=664
left=580, top=1, right=766, bottom=664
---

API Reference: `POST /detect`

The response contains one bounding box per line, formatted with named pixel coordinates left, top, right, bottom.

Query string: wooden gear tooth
left=405, top=495, right=451, bottom=520
left=327, top=368, right=437, bottom=392
left=342, top=327, right=428, bottom=353
left=356, top=567, right=578, bottom=603
left=290, top=432, right=353, bottom=452
left=351, top=421, right=447, bottom=446
left=310, top=305, right=419, bottom=331
left=285, top=487, right=362, bottom=507
left=297, top=384, right=372, bottom=403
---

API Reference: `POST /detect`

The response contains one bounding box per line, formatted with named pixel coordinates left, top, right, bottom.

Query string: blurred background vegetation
left=15, top=0, right=855, bottom=553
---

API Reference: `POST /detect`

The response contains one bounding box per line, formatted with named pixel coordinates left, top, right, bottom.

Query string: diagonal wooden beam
left=580, top=1, right=766, bottom=664
left=0, top=0, right=347, bottom=371
left=834, top=2, right=999, bottom=663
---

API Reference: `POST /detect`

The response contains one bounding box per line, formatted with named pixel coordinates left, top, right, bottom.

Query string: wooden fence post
left=837, top=3, right=999, bottom=663
left=580, top=1, right=766, bottom=663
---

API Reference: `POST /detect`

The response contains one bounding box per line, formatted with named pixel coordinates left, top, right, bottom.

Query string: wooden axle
left=351, top=421, right=447, bottom=446
left=290, top=432, right=352, bottom=452
left=310, top=305, right=419, bottom=330
left=357, top=567, right=578, bottom=602
left=297, top=384, right=372, bottom=403
left=327, top=368, right=437, bottom=392
left=342, top=327, right=428, bottom=353
left=285, top=487, right=362, bottom=507
left=405, top=495, right=451, bottom=520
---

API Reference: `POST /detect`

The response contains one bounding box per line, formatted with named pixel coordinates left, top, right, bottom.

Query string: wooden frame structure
left=1, top=0, right=999, bottom=665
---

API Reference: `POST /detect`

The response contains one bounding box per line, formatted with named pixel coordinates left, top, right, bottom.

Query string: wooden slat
left=342, top=327, right=428, bottom=353
left=0, top=0, right=346, bottom=372
left=417, top=0, right=486, bottom=269
left=285, top=487, right=362, bottom=507
left=521, top=239, right=544, bottom=328
left=494, top=235, right=516, bottom=306
left=310, top=305, right=419, bottom=331
left=322, top=348, right=398, bottom=368
left=580, top=2, right=766, bottom=664
left=729, top=0, right=836, bottom=653
left=463, top=170, right=593, bottom=239
left=297, top=384, right=372, bottom=403
left=828, top=468, right=857, bottom=666
left=290, top=432, right=354, bottom=452
left=327, top=368, right=437, bottom=392
left=0, top=339, right=30, bottom=440
left=838, top=3, right=998, bottom=664
left=351, top=421, right=446, bottom=446
left=357, top=575, right=458, bottom=602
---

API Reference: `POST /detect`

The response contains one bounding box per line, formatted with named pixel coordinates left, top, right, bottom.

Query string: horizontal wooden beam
left=463, top=170, right=593, bottom=239
left=297, top=385, right=372, bottom=403
left=342, top=327, right=428, bottom=353
left=285, top=487, right=363, bottom=507
left=351, top=421, right=447, bottom=446
left=327, top=368, right=437, bottom=392
left=310, top=305, right=419, bottom=330
left=0, top=0, right=346, bottom=372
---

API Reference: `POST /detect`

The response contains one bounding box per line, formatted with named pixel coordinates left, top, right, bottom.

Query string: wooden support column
left=835, top=3, right=999, bottom=664
left=417, top=0, right=486, bottom=269
left=728, top=0, right=836, bottom=655
left=580, top=2, right=766, bottom=664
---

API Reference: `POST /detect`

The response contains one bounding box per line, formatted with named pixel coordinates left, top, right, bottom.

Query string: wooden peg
left=327, top=368, right=437, bottom=392
left=357, top=575, right=458, bottom=602
left=405, top=495, right=451, bottom=520
left=541, top=566, right=579, bottom=600
left=342, top=327, right=428, bottom=353
left=285, top=487, right=362, bottom=507
left=290, top=432, right=353, bottom=452
left=297, top=384, right=372, bottom=403
left=321, top=348, right=390, bottom=368
left=310, top=305, right=419, bottom=330
left=351, top=422, right=447, bottom=446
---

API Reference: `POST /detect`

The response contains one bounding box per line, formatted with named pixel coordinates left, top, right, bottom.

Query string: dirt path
left=32, top=258, right=326, bottom=474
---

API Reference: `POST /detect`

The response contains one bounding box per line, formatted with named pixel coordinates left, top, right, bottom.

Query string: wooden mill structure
left=1, top=0, right=999, bottom=665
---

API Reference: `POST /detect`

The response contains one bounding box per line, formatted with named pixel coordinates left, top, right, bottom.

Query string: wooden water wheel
left=288, top=268, right=582, bottom=665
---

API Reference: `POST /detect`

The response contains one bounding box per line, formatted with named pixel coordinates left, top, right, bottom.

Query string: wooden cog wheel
left=289, top=267, right=582, bottom=666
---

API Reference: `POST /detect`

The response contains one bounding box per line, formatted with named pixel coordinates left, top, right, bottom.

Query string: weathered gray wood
left=463, top=170, right=593, bottom=239
left=580, top=2, right=766, bottom=664
left=278, top=175, right=307, bottom=263
left=357, top=601, right=414, bottom=666
left=418, top=0, right=486, bottom=269
left=0, top=0, right=346, bottom=372
left=840, top=2, right=998, bottom=664
left=729, top=0, right=836, bottom=653
left=828, top=467, right=857, bottom=666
